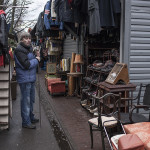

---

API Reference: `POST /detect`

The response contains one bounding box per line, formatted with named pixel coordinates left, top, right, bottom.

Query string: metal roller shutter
left=122, top=0, right=150, bottom=85
left=121, top=0, right=150, bottom=104
left=63, top=34, right=78, bottom=59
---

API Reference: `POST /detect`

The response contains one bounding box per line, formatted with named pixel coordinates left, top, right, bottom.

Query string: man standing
left=14, top=32, right=40, bottom=129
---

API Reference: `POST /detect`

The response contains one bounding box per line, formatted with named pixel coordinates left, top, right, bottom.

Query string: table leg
left=76, top=77, right=78, bottom=97
left=79, top=76, right=82, bottom=97
left=67, top=76, right=70, bottom=96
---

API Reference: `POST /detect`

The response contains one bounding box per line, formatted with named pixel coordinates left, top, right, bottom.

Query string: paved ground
left=0, top=70, right=110, bottom=150
left=0, top=85, right=60, bottom=150
left=38, top=70, right=107, bottom=150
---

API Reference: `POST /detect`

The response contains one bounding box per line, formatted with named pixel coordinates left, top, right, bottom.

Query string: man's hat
left=20, top=32, right=31, bottom=41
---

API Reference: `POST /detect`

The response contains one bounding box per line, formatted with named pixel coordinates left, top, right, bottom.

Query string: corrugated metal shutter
left=121, top=0, right=150, bottom=108
left=130, top=0, right=150, bottom=85
left=63, top=34, right=78, bottom=59
left=122, top=0, right=150, bottom=86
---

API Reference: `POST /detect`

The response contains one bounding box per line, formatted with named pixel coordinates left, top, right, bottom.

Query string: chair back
left=143, top=84, right=150, bottom=105
left=136, top=83, right=150, bottom=115
left=97, top=93, right=121, bottom=126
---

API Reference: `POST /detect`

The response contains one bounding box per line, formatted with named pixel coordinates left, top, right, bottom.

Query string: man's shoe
left=31, top=118, right=39, bottom=123
left=22, top=124, right=36, bottom=129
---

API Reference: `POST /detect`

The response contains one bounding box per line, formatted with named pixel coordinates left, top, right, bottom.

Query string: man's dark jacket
left=14, top=42, right=38, bottom=83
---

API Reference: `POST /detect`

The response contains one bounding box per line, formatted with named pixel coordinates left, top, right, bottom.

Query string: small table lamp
left=73, top=54, right=84, bottom=72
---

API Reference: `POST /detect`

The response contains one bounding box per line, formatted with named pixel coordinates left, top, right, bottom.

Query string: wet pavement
left=0, top=70, right=110, bottom=150
left=37, top=70, right=107, bottom=150
left=38, top=82, right=73, bottom=150
left=0, top=85, right=60, bottom=150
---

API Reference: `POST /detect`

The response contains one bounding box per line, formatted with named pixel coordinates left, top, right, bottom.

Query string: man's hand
left=36, top=50, right=40, bottom=57
left=36, top=56, right=40, bottom=62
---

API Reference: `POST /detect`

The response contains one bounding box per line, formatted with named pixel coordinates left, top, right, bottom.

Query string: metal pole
left=80, top=24, right=84, bottom=73
left=38, top=65, right=42, bottom=128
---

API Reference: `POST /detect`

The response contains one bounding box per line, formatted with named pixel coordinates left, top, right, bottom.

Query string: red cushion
left=124, top=122, right=150, bottom=150
left=48, top=81, right=66, bottom=94
left=47, top=78, right=61, bottom=86
left=118, top=134, right=144, bottom=150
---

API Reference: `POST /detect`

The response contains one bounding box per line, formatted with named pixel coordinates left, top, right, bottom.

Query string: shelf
left=88, top=48, right=113, bottom=50
left=0, top=80, right=9, bottom=82
left=0, top=122, right=8, bottom=125
left=0, top=71, right=9, bottom=73
left=84, top=79, right=91, bottom=84
left=0, top=88, right=9, bottom=90
left=88, top=56, right=102, bottom=58
left=91, top=82, right=99, bottom=86
left=87, top=68, right=110, bottom=74
left=0, top=106, right=8, bottom=109
left=0, top=113, right=9, bottom=116
left=0, top=97, right=9, bottom=99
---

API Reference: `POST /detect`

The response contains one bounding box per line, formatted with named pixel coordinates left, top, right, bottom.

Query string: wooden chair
left=120, top=84, right=150, bottom=150
left=120, top=83, right=150, bottom=124
left=88, top=93, right=124, bottom=149
left=129, top=83, right=150, bottom=122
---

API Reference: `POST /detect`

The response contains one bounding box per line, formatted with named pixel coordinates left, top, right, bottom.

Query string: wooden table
left=67, top=72, right=83, bottom=97
left=98, top=82, right=136, bottom=113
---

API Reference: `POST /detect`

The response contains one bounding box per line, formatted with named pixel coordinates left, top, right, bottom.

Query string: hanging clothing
left=72, top=0, right=82, bottom=24
left=44, top=0, right=52, bottom=30
left=36, top=12, right=44, bottom=37
left=0, top=10, right=9, bottom=66
left=99, top=0, right=121, bottom=27
left=68, top=0, right=73, bottom=4
left=0, top=55, right=4, bottom=66
left=80, top=0, right=88, bottom=24
left=88, top=0, right=101, bottom=34
left=55, top=0, right=74, bottom=23
left=51, top=0, right=57, bottom=19
left=44, top=0, right=63, bottom=30
left=0, top=10, right=7, bottom=54
left=112, top=0, right=121, bottom=13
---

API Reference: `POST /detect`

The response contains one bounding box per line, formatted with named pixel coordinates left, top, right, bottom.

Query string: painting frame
left=46, top=63, right=56, bottom=74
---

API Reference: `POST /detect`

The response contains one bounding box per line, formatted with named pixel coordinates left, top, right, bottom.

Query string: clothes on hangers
left=88, top=0, right=101, bottom=34
left=36, top=12, right=44, bottom=37
left=51, top=0, right=57, bottom=19
left=0, top=10, right=9, bottom=66
left=44, top=0, right=63, bottom=30
left=88, top=0, right=121, bottom=34
left=99, top=0, right=121, bottom=27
